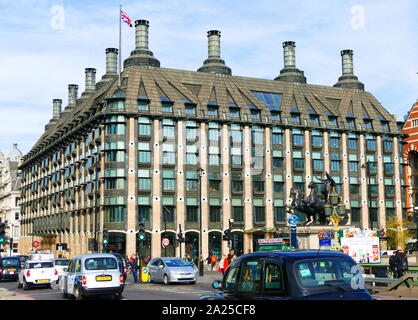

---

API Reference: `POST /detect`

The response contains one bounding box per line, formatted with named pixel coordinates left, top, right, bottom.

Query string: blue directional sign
left=288, top=214, right=299, bottom=226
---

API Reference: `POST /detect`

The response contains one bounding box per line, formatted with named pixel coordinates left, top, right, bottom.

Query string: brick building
left=18, top=20, right=405, bottom=258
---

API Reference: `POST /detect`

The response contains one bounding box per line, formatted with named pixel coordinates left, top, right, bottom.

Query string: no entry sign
left=32, top=240, right=40, bottom=248
left=162, top=238, right=170, bottom=247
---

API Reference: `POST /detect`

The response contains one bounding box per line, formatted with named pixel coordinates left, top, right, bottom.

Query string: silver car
left=147, top=257, right=196, bottom=285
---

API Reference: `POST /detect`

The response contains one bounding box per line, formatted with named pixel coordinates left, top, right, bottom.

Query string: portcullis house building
left=19, top=20, right=405, bottom=258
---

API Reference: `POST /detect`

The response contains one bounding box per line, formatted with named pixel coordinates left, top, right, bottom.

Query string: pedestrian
left=393, top=249, right=410, bottom=288
left=227, top=249, right=236, bottom=264
left=206, top=255, right=211, bottom=271
left=210, top=253, right=217, bottom=271
left=218, top=254, right=226, bottom=275
left=389, top=251, right=397, bottom=276
left=130, top=254, right=140, bottom=284
left=145, top=255, right=151, bottom=265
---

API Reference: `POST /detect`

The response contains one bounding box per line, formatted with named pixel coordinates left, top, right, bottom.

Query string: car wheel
left=148, top=273, right=153, bottom=283
left=23, top=278, right=29, bottom=291
left=73, top=286, right=84, bottom=300
left=190, top=281, right=196, bottom=284
left=163, top=274, right=169, bottom=286
left=114, top=293, right=122, bottom=300
left=17, top=279, right=22, bottom=289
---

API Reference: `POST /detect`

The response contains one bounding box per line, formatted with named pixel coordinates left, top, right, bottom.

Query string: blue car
left=201, top=250, right=372, bottom=300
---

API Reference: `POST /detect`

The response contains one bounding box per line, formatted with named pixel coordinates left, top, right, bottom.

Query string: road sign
left=288, top=214, right=299, bottom=226
left=290, top=225, right=298, bottom=249
left=162, top=238, right=170, bottom=247
left=32, top=240, right=40, bottom=248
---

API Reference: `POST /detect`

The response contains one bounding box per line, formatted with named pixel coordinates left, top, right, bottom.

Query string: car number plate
left=36, top=279, right=50, bottom=283
left=96, top=275, right=112, bottom=281
left=8, top=269, right=16, bottom=271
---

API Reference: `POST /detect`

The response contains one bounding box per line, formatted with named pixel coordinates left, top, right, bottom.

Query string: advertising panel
left=340, top=236, right=380, bottom=264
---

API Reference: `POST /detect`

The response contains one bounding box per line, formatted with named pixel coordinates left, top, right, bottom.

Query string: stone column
left=377, top=136, right=386, bottom=228
left=126, top=117, right=137, bottom=256
left=243, top=126, right=253, bottom=252
left=152, top=119, right=161, bottom=258
left=221, top=124, right=231, bottom=256
left=80, top=211, right=86, bottom=254
left=323, top=132, right=330, bottom=173
left=265, top=127, right=274, bottom=230
left=341, top=133, right=351, bottom=223
left=199, top=123, right=209, bottom=259
left=176, top=121, right=185, bottom=258
left=304, top=130, right=312, bottom=191
left=359, top=134, right=369, bottom=229
left=393, top=137, right=403, bottom=222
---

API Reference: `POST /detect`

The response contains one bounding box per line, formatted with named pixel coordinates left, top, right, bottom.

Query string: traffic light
left=223, top=228, right=231, bottom=241
left=103, top=229, right=108, bottom=245
left=138, top=223, right=146, bottom=241
left=178, top=230, right=184, bottom=243
left=0, top=223, right=6, bottom=244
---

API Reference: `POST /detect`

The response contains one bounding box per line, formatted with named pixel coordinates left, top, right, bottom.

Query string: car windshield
left=2, top=259, right=21, bottom=267
left=164, top=259, right=191, bottom=267
left=295, top=259, right=360, bottom=291
left=29, top=262, right=54, bottom=269
left=84, top=258, right=118, bottom=270
left=19, top=256, right=28, bottom=262
left=54, top=260, right=69, bottom=266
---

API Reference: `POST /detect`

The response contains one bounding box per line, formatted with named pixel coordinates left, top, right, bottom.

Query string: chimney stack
left=334, top=49, right=364, bottom=90
left=68, top=84, right=78, bottom=107
left=52, top=99, right=62, bottom=119
left=84, top=68, right=96, bottom=92
left=275, top=41, right=306, bottom=83
left=197, top=30, right=231, bottom=75
left=124, top=20, right=160, bottom=68
left=105, top=48, right=118, bottom=75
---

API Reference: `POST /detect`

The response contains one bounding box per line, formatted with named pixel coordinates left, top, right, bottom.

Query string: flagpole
left=118, top=4, right=122, bottom=87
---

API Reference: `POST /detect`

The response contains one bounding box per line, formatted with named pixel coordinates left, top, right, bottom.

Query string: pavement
left=125, top=270, right=223, bottom=286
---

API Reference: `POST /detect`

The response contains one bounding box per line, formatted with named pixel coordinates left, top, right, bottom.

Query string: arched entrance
left=208, top=231, right=221, bottom=258
left=185, top=231, right=199, bottom=260
left=161, top=232, right=176, bottom=257
left=136, top=232, right=151, bottom=259
left=107, top=232, right=126, bottom=255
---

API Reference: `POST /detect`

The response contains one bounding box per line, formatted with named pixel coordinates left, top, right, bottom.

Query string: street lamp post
left=162, top=204, right=172, bottom=258
left=197, top=167, right=204, bottom=277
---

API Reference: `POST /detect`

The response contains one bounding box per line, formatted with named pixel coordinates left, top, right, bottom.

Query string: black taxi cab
left=200, top=250, right=372, bottom=300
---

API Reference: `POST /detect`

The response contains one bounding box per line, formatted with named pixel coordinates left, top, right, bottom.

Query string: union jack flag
left=120, top=10, right=133, bottom=27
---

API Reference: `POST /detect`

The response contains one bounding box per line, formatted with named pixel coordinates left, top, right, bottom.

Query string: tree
left=386, top=217, right=414, bottom=250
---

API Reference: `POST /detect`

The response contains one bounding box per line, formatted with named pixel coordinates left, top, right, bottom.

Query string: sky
left=0, top=0, right=417, bottom=156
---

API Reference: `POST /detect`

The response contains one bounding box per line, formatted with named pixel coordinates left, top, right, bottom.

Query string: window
left=271, top=112, right=280, bottom=121
left=251, top=110, right=260, bottom=120
left=253, top=177, right=264, bottom=193
left=349, top=161, right=358, bottom=173
left=274, top=207, right=286, bottom=222
left=252, top=91, right=283, bottom=108
left=108, top=100, right=124, bottom=110
left=85, top=258, right=118, bottom=270
left=186, top=206, right=198, bottom=222
left=105, top=151, right=125, bottom=162
left=348, top=139, right=357, bottom=150
left=106, top=206, right=125, bottom=222
left=293, top=135, right=304, bottom=146
left=223, top=265, right=239, bottom=291
left=186, top=153, right=198, bottom=165
left=310, top=115, right=319, bottom=125
left=274, top=182, right=284, bottom=193
left=346, top=118, right=355, bottom=127
left=383, top=139, right=393, bottom=152
left=385, top=185, right=395, bottom=197
left=208, top=129, right=219, bottom=141
left=138, top=101, right=149, bottom=111
left=272, top=157, right=283, bottom=169
left=138, top=206, right=150, bottom=222
left=366, top=140, right=377, bottom=152
left=162, top=171, right=175, bottom=191
left=312, top=136, right=323, bottom=148
left=162, top=125, right=175, bottom=138
left=296, top=259, right=357, bottom=291
left=254, top=206, right=265, bottom=222
left=209, top=207, right=221, bottom=222
left=209, top=154, right=220, bottom=166
left=384, top=163, right=394, bottom=175
left=231, top=155, right=242, bottom=166
left=162, top=151, right=176, bottom=165
left=238, top=260, right=263, bottom=292
left=138, top=170, right=151, bottom=190
left=230, top=108, right=240, bottom=119
left=162, top=103, right=173, bottom=113
left=293, top=159, right=304, bottom=170
left=350, top=184, right=359, bottom=195
left=162, top=206, right=174, bottom=223
left=209, top=179, right=221, bottom=192
left=208, top=106, right=218, bottom=117
left=105, top=124, right=125, bottom=135
left=381, top=121, right=389, bottom=130
left=232, top=174, right=243, bottom=193
left=363, top=119, right=373, bottom=129
left=263, top=264, right=284, bottom=293
left=312, top=160, right=323, bottom=172
left=185, top=104, right=196, bottom=115
left=138, top=142, right=151, bottom=163
left=272, top=133, right=282, bottom=145
left=329, top=137, right=340, bottom=149
left=186, top=128, right=198, bottom=141
left=138, top=123, right=151, bottom=136
left=105, top=178, right=125, bottom=190
left=291, top=113, right=301, bottom=124
left=233, top=206, right=244, bottom=222
left=328, top=116, right=337, bottom=126
left=331, top=160, right=340, bottom=171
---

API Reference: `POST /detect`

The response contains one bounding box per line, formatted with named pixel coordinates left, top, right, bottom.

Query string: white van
left=60, top=253, right=124, bottom=300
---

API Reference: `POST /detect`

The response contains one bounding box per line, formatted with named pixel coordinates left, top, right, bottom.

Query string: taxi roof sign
left=258, top=238, right=284, bottom=245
